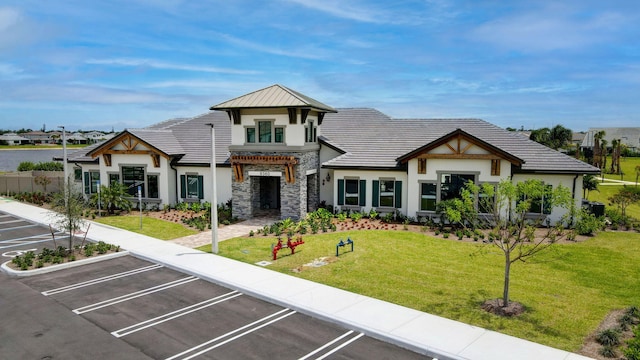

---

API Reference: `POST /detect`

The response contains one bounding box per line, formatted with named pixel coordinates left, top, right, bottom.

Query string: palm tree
left=91, top=182, right=132, bottom=215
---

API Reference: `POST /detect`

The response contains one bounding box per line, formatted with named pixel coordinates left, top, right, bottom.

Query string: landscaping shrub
left=596, top=328, right=621, bottom=346
left=598, top=345, right=617, bottom=358
left=575, top=209, right=605, bottom=235
left=17, top=161, right=63, bottom=171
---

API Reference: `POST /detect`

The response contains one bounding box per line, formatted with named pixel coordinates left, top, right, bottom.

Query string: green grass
left=199, top=230, right=640, bottom=352
left=95, top=215, right=197, bottom=240
left=601, top=156, right=640, bottom=183
left=587, top=182, right=640, bottom=220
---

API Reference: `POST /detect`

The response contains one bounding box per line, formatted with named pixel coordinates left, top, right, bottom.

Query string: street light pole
left=58, top=126, right=68, bottom=206
left=206, top=123, right=219, bottom=254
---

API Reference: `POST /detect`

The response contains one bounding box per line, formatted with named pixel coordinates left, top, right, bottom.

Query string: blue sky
left=1, top=1, right=639, bottom=132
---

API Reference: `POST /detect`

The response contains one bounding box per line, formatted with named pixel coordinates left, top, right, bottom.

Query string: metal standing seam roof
left=210, top=84, right=337, bottom=113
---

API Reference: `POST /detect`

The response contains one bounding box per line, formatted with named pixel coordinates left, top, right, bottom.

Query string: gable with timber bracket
left=87, top=131, right=170, bottom=168
left=397, top=128, right=524, bottom=166
left=230, top=155, right=299, bottom=184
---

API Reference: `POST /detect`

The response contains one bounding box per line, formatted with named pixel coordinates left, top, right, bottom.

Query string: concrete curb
left=1, top=251, right=130, bottom=277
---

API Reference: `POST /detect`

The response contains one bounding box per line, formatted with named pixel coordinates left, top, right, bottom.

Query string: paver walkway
left=168, top=216, right=276, bottom=248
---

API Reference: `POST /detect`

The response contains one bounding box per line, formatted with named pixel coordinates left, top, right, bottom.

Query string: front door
left=259, top=176, right=280, bottom=210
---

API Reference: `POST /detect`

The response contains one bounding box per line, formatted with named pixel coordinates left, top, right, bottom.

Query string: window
left=122, top=166, right=145, bottom=196
left=275, top=127, right=284, bottom=143
left=372, top=180, right=403, bottom=208
left=74, top=167, right=82, bottom=182
left=337, top=179, right=366, bottom=207
left=147, top=175, right=159, bottom=198
left=440, top=173, right=475, bottom=201
left=305, top=121, right=317, bottom=143
left=528, top=184, right=552, bottom=214
left=245, top=121, right=283, bottom=144
left=420, top=183, right=437, bottom=211
left=180, top=174, right=203, bottom=199
left=108, top=173, right=119, bottom=186
left=345, top=179, right=359, bottom=205
left=258, top=121, right=271, bottom=143
left=246, top=127, right=255, bottom=143
left=491, top=159, right=501, bottom=176
left=83, top=171, right=100, bottom=195
left=417, top=159, right=427, bottom=174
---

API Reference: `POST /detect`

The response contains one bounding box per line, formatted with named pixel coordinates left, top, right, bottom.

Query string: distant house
left=66, top=84, right=600, bottom=223
left=582, top=128, right=640, bottom=153
left=84, top=131, right=115, bottom=144
left=22, top=131, right=53, bottom=144
left=0, top=133, right=30, bottom=146
left=68, top=132, right=88, bottom=145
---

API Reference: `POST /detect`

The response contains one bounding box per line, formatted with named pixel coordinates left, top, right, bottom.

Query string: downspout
left=170, top=157, right=179, bottom=205
left=571, top=174, right=579, bottom=226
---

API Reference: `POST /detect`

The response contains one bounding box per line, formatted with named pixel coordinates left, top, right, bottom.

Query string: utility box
left=589, top=202, right=605, bottom=217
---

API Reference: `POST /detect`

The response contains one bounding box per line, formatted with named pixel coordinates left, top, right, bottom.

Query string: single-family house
left=67, top=85, right=600, bottom=223
left=0, top=133, right=30, bottom=146
left=581, top=128, right=640, bottom=154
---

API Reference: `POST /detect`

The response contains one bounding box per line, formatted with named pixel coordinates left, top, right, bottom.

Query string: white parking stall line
left=0, top=238, right=56, bottom=250
left=0, top=232, right=64, bottom=244
left=0, top=224, right=39, bottom=232
left=112, top=290, right=242, bottom=338
left=0, top=219, right=29, bottom=225
left=166, top=308, right=297, bottom=360
left=315, top=332, right=365, bottom=360
left=73, top=276, right=198, bottom=315
left=298, top=330, right=356, bottom=360
left=43, top=264, right=164, bottom=296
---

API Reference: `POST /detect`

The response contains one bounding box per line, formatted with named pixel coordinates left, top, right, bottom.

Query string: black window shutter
left=372, top=180, right=379, bottom=207
left=198, top=175, right=204, bottom=200
left=180, top=175, right=186, bottom=199
left=337, top=179, right=344, bottom=205
left=394, top=181, right=402, bottom=208
left=359, top=180, right=366, bottom=206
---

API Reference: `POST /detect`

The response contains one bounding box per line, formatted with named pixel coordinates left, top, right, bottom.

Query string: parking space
left=0, top=210, right=69, bottom=261
left=16, top=255, right=429, bottom=359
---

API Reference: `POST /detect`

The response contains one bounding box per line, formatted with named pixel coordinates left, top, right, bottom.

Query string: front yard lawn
left=199, top=230, right=640, bottom=353
left=95, top=215, right=197, bottom=240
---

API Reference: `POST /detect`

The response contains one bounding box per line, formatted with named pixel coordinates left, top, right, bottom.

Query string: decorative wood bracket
left=230, top=155, right=298, bottom=183
left=103, top=154, right=112, bottom=167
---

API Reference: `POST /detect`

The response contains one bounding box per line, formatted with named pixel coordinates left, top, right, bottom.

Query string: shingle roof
left=210, top=84, right=337, bottom=113
left=321, top=109, right=600, bottom=174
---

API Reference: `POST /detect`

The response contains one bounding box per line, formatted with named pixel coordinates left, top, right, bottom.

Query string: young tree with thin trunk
left=458, top=178, right=573, bottom=309
left=50, top=180, right=87, bottom=252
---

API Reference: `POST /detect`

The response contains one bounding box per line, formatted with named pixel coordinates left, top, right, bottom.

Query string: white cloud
left=470, top=4, right=630, bottom=53
left=85, top=58, right=260, bottom=75
left=0, top=7, right=21, bottom=31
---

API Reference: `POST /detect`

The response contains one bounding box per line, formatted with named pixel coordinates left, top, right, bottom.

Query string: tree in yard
left=90, top=182, right=132, bottom=215
left=455, top=178, right=573, bottom=312
left=592, top=130, right=605, bottom=169
left=50, top=180, right=87, bottom=252
left=529, top=125, right=572, bottom=150
left=549, top=124, right=573, bottom=150
left=583, top=174, right=599, bottom=198
left=608, top=186, right=640, bottom=225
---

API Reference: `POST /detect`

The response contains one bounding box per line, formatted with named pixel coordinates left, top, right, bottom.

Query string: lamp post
left=58, top=126, right=68, bottom=206
left=206, top=123, right=219, bottom=254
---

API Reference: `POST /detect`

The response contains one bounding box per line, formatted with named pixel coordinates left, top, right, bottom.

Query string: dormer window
left=246, top=120, right=284, bottom=144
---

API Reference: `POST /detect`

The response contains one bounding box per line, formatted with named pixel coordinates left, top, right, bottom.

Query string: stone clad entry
left=230, top=151, right=319, bottom=220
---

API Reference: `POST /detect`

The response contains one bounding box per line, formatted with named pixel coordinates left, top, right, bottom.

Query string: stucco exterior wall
left=332, top=169, right=408, bottom=215
left=231, top=108, right=319, bottom=147
left=512, top=173, right=583, bottom=224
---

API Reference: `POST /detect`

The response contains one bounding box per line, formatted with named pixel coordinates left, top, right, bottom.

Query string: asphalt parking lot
left=0, top=210, right=75, bottom=262
left=0, top=210, right=431, bottom=360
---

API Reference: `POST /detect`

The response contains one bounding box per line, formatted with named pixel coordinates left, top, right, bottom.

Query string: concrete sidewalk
left=0, top=198, right=593, bottom=360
